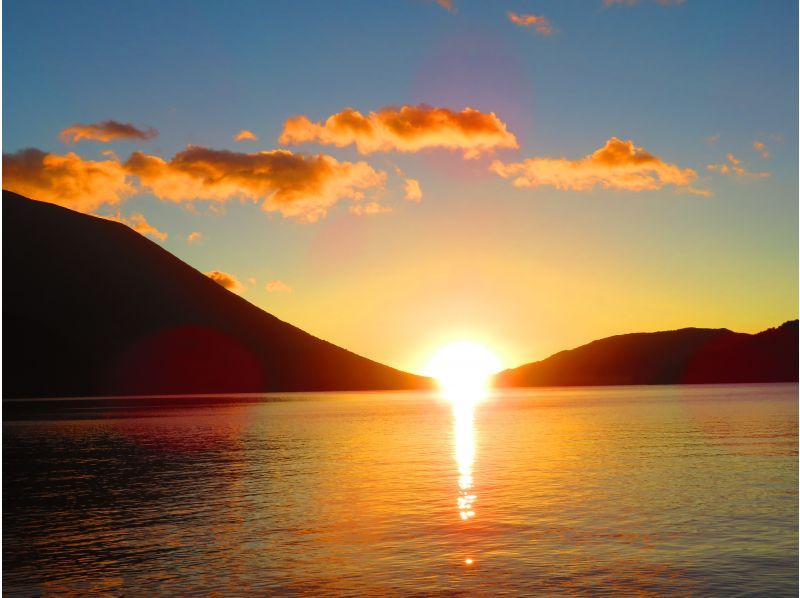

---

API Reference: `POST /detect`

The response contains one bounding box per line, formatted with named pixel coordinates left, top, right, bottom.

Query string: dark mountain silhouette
left=2, top=190, right=431, bottom=398
left=495, top=321, right=798, bottom=388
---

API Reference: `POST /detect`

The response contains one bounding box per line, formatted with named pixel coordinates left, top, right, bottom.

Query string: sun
left=425, top=341, right=503, bottom=400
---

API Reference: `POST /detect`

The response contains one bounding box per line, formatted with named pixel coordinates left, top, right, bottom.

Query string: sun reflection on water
left=454, top=399, right=477, bottom=521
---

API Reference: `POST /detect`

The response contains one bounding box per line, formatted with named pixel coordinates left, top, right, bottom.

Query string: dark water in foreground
left=3, top=384, right=798, bottom=595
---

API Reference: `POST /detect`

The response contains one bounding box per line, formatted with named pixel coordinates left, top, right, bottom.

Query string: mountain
left=495, top=321, right=798, bottom=388
left=2, top=190, right=430, bottom=398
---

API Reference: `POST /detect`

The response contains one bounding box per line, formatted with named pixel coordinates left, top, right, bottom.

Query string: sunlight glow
left=425, top=341, right=500, bottom=528
left=425, top=341, right=502, bottom=401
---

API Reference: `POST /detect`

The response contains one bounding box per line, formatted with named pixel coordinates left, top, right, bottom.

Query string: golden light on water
left=454, top=400, right=477, bottom=521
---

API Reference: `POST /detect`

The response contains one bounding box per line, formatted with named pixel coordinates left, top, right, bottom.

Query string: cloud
left=234, top=129, right=258, bottom=142
left=60, top=120, right=157, bottom=144
left=187, top=231, right=202, bottom=243
left=753, top=141, right=769, bottom=159
left=119, top=213, right=167, bottom=242
left=5, top=142, right=390, bottom=223
left=97, top=212, right=167, bottom=242
left=507, top=12, right=554, bottom=35
left=279, top=105, right=518, bottom=159
left=684, top=186, right=713, bottom=198
left=125, top=146, right=386, bottom=222
left=350, top=201, right=392, bottom=216
left=490, top=137, right=698, bottom=192
left=704, top=133, right=720, bottom=145
left=101, top=149, right=121, bottom=161
left=394, top=166, right=423, bottom=202
left=404, top=177, right=423, bottom=202
left=265, top=280, right=293, bottom=293
left=707, top=153, right=769, bottom=178
left=604, top=0, right=685, bottom=5
left=3, top=148, right=135, bottom=212
left=206, top=270, right=244, bottom=294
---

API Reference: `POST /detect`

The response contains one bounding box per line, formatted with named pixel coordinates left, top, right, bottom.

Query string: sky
left=3, top=0, right=798, bottom=374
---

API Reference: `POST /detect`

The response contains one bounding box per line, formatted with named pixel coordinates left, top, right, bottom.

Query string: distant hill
left=495, top=321, right=798, bottom=388
left=2, top=190, right=430, bottom=398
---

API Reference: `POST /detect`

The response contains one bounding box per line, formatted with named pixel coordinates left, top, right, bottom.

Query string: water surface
left=4, top=384, right=797, bottom=594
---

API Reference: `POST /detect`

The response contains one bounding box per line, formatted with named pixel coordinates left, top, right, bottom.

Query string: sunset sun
left=425, top=341, right=503, bottom=399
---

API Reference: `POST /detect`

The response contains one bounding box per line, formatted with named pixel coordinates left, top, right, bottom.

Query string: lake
left=3, top=384, right=797, bottom=595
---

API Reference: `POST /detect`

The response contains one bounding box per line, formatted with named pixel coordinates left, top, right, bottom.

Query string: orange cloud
left=431, top=0, right=455, bottom=11
left=280, top=105, right=518, bottom=159
left=60, top=120, right=157, bottom=144
left=265, top=279, right=293, bottom=293
left=394, top=166, right=423, bottom=202
left=350, top=201, right=392, bottom=216
left=490, top=137, right=698, bottom=192
left=3, top=148, right=135, bottom=212
left=404, top=177, right=423, bottom=202
left=753, top=141, right=769, bottom=159
left=234, top=129, right=258, bottom=142
left=206, top=270, right=244, bottom=294
left=507, top=12, right=554, bottom=35
left=125, top=146, right=386, bottom=222
left=97, top=212, right=167, bottom=242
left=707, top=153, right=769, bottom=179
left=187, top=231, right=202, bottom=243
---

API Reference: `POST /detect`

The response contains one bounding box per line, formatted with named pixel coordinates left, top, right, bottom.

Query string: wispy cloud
left=97, top=212, right=167, bottom=242
left=234, top=129, right=258, bottom=142
left=280, top=105, right=518, bottom=159
left=490, top=137, right=698, bottom=192
left=3, top=148, right=135, bottom=212
left=206, top=270, right=244, bottom=294
left=125, top=146, right=387, bottom=223
left=704, top=133, right=720, bottom=146
left=507, top=12, right=554, bottom=35
left=60, top=120, right=157, bottom=144
left=752, top=140, right=769, bottom=159
left=707, top=153, right=769, bottom=178
left=187, top=231, right=202, bottom=243
left=350, top=201, right=392, bottom=216
left=265, top=279, right=293, bottom=293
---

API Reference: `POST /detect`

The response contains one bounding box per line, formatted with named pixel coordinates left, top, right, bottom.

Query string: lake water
left=3, top=384, right=797, bottom=595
